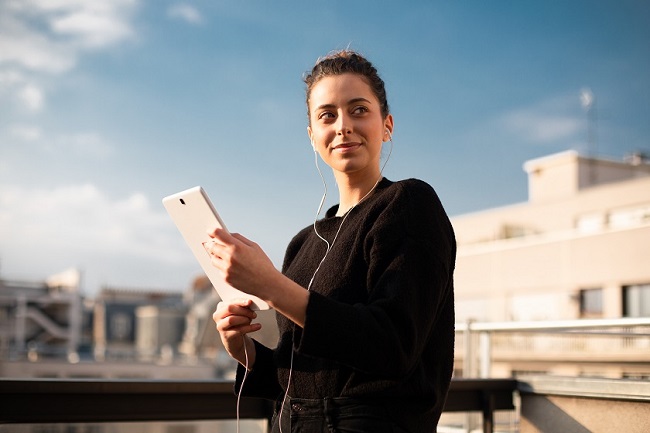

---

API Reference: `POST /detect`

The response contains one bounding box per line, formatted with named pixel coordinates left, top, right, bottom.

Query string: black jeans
left=270, top=396, right=409, bottom=433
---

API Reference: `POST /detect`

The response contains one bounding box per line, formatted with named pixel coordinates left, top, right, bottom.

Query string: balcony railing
left=455, top=317, right=650, bottom=378
left=0, top=378, right=516, bottom=433
left=3, top=318, right=650, bottom=432
left=2, top=375, right=648, bottom=433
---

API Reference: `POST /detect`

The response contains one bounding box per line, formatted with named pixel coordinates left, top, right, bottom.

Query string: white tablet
left=162, top=186, right=270, bottom=310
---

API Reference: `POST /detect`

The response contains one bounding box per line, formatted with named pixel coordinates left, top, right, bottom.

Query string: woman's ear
left=307, top=127, right=315, bottom=151
left=383, top=114, right=394, bottom=142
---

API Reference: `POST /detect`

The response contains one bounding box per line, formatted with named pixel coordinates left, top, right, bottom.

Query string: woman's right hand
left=213, top=299, right=262, bottom=368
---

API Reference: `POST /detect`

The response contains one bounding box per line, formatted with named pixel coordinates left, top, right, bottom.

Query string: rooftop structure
left=450, top=150, right=650, bottom=379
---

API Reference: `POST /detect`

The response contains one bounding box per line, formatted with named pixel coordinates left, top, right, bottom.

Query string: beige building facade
left=451, top=150, right=650, bottom=323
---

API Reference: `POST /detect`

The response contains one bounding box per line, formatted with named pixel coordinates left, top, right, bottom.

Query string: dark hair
left=303, top=50, right=390, bottom=122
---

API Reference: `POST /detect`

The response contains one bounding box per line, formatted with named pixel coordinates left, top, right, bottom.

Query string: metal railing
left=0, top=378, right=517, bottom=433
left=455, top=317, right=650, bottom=378
left=3, top=318, right=648, bottom=433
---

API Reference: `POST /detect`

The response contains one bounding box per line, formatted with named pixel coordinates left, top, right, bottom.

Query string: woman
left=207, top=50, right=456, bottom=433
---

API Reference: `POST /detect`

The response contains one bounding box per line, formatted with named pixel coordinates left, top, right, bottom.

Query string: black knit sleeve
left=234, top=340, right=283, bottom=400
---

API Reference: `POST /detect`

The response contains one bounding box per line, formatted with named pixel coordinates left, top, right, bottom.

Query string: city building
left=0, top=268, right=86, bottom=363
left=93, top=286, right=185, bottom=361
left=0, top=268, right=278, bottom=379
left=0, top=273, right=221, bottom=378
left=450, top=150, right=650, bottom=378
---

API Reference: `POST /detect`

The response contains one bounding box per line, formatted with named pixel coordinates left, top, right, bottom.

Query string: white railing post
left=463, top=319, right=474, bottom=377
left=462, top=320, right=478, bottom=433
left=479, top=331, right=491, bottom=378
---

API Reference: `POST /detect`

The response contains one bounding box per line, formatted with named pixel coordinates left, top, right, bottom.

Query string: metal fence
left=455, top=317, right=650, bottom=379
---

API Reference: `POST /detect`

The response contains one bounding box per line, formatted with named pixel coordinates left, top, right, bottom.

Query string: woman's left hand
left=203, top=227, right=278, bottom=298
left=205, top=227, right=310, bottom=328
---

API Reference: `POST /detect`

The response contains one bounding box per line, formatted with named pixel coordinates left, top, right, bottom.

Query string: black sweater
left=236, top=178, right=456, bottom=431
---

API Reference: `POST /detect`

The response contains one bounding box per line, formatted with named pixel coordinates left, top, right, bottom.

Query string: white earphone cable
left=312, top=148, right=331, bottom=251
left=236, top=335, right=250, bottom=433
left=278, top=134, right=394, bottom=433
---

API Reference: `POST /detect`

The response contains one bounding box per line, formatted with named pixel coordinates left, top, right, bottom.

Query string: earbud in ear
left=311, top=140, right=316, bottom=152
left=385, top=129, right=392, bottom=141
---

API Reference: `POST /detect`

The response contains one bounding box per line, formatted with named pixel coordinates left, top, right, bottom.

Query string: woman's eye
left=352, top=106, right=368, bottom=115
left=318, top=112, right=335, bottom=120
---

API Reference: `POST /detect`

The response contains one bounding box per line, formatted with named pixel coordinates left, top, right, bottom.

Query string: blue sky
left=1, top=1, right=649, bottom=295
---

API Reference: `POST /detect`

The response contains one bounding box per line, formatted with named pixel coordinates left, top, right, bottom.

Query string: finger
left=242, top=322, right=262, bottom=333
left=221, top=314, right=259, bottom=329
left=203, top=239, right=227, bottom=255
left=230, top=232, right=254, bottom=246
left=222, top=298, right=257, bottom=313
left=213, top=300, right=257, bottom=320
left=203, top=242, right=231, bottom=270
left=202, top=241, right=218, bottom=259
left=221, top=325, right=262, bottom=341
left=209, top=227, right=236, bottom=244
left=207, top=226, right=225, bottom=238
left=218, top=314, right=251, bottom=330
left=217, top=315, right=262, bottom=334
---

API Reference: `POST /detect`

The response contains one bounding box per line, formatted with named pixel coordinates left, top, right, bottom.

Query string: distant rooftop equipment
left=523, top=150, right=650, bottom=203
left=624, top=151, right=649, bottom=166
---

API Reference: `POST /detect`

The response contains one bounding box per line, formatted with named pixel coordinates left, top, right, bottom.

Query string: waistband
left=271, top=396, right=421, bottom=433
left=275, top=396, right=389, bottom=417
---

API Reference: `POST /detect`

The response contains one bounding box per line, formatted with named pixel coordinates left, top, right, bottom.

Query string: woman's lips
left=333, top=142, right=361, bottom=152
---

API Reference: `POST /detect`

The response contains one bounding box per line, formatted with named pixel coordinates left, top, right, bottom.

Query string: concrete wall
left=521, top=394, right=649, bottom=433
left=519, top=375, right=650, bottom=433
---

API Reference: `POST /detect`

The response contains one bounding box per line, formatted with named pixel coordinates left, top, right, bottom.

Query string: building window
left=623, top=284, right=650, bottom=317
left=609, top=205, right=650, bottom=229
left=579, top=288, right=603, bottom=317
left=576, top=213, right=606, bottom=233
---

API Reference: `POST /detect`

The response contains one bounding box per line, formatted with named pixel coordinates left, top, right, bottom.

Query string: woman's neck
left=333, top=170, right=383, bottom=217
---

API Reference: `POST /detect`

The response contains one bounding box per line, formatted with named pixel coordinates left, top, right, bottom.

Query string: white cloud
left=0, top=0, right=139, bottom=119
left=50, top=7, right=135, bottom=48
left=9, top=124, right=42, bottom=141
left=0, top=0, right=138, bottom=73
left=500, top=111, right=582, bottom=144
left=4, top=126, right=116, bottom=159
left=0, top=69, right=25, bottom=86
left=18, top=83, right=45, bottom=111
left=0, top=183, right=194, bottom=291
left=56, top=132, right=116, bottom=159
left=497, top=93, right=584, bottom=145
left=167, top=3, right=203, bottom=25
left=0, top=14, right=76, bottom=73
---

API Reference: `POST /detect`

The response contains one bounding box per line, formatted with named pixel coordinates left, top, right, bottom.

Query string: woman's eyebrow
left=314, top=97, right=372, bottom=112
left=347, top=97, right=372, bottom=105
left=314, top=103, right=336, bottom=112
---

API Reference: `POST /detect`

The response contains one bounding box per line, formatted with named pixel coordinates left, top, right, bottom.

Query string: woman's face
left=307, top=73, right=393, bottom=181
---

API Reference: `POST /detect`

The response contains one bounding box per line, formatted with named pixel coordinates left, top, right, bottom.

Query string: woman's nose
left=335, top=114, right=352, bottom=136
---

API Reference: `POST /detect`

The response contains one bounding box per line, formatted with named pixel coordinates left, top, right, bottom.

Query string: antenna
left=580, top=88, right=597, bottom=184
left=580, top=88, right=597, bottom=154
